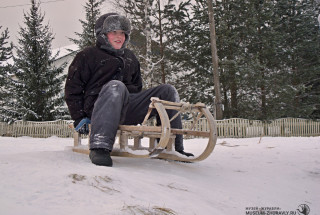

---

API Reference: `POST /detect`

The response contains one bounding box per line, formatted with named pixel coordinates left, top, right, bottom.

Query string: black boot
left=176, top=150, right=194, bottom=157
left=89, top=148, right=113, bottom=167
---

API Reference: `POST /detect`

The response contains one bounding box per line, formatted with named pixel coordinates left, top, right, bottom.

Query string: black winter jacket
left=65, top=44, right=142, bottom=123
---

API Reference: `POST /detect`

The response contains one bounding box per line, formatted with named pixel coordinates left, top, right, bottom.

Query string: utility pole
left=207, top=0, right=223, bottom=120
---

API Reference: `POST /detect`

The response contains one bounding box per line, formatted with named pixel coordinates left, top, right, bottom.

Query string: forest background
left=0, top=0, right=319, bottom=123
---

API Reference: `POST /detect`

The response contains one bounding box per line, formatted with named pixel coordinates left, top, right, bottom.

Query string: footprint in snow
left=68, top=174, right=120, bottom=193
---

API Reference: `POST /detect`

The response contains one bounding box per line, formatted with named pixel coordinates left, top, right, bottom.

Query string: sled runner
left=71, top=97, right=217, bottom=162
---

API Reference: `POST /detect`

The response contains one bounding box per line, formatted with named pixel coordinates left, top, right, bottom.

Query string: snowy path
left=0, top=136, right=319, bottom=215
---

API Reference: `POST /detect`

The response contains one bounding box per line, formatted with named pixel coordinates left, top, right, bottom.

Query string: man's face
left=106, top=30, right=125, bottom=50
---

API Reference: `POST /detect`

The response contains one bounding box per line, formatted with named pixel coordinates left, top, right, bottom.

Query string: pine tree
left=114, top=0, right=158, bottom=87
left=0, top=26, right=16, bottom=122
left=214, top=0, right=320, bottom=119
left=69, top=0, right=105, bottom=50
left=238, top=0, right=283, bottom=120
left=172, top=0, right=215, bottom=108
left=156, top=0, right=192, bottom=85
left=174, top=0, right=279, bottom=119
left=114, top=0, right=320, bottom=120
left=214, top=0, right=248, bottom=118
left=0, top=27, right=12, bottom=97
left=12, top=0, right=66, bottom=121
left=114, top=0, right=191, bottom=88
left=274, top=0, right=320, bottom=119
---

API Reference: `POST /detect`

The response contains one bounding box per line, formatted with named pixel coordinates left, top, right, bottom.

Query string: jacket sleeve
left=64, top=52, right=88, bottom=122
left=126, top=57, right=143, bottom=93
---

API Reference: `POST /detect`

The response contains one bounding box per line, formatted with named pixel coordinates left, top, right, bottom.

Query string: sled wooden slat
left=119, top=125, right=161, bottom=132
left=71, top=97, right=217, bottom=162
left=171, top=129, right=210, bottom=137
left=118, top=126, right=209, bottom=137
left=157, top=107, right=217, bottom=162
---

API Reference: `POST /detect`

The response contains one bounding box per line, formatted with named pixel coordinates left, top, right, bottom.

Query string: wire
left=0, top=0, right=65, bottom=9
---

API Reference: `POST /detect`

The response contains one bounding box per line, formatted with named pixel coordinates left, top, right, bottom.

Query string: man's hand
left=75, top=118, right=91, bottom=135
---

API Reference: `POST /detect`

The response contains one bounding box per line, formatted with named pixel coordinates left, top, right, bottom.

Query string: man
left=65, top=13, right=193, bottom=167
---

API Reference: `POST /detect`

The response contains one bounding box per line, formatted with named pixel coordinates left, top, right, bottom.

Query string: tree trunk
left=207, top=0, right=223, bottom=120
left=158, top=0, right=165, bottom=84
left=222, top=84, right=230, bottom=118
left=230, top=79, right=238, bottom=117
left=144, top=0, right=153, bottom=87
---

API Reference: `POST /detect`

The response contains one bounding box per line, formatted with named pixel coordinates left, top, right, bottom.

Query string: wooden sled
left=72, top=97, right=217, bottom=162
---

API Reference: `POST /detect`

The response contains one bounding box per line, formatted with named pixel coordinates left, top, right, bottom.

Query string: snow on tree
left=113, top=0, right=192, bottom=88
left=0, top=26, right=17, bottom=123
left=111, top=0, right=320, bottom=120
left=69, top=0, right=105, bottom=50
left=175, top=0, right=320, bottom=120
left=11, top=0, right=67, bottom=121
left=113, top=0, right=157, bottom=87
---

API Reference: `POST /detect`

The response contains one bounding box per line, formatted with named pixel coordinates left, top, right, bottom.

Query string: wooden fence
left=215, top=118, right=320, bottom=137
left=0, top=118, right=319, bottom=138
left=177, top=117, right=319, bottom=137
left=0, top=120, right=74, bottom=138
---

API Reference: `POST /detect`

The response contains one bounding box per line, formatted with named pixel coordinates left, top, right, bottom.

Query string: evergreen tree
left=172, top=0, right=215, bottom=108
left=12, top=0, right=66, bottom=121
left=115, top=0, right=160, bottom=87
left=214, top=0, right=248, bottom=118
left=238, top=0, right=283, bottom=120
left=274, top=0, right=320, bottom=119
left=158, top=0, right=192, bottom=85
left=69, top=0, right=105, bottom=50
left=115, top=0, right=320, bottom=120
left=181, top=0, right=320, bottom=120
left=0, top=27, right=12, bottom=98
left=114, top=0, right=191, bottom=88
left=0, top=27, right=16, bottom=122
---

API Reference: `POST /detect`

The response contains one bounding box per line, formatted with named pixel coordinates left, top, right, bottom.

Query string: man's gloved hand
left=74, top=118, right=91, bottom=135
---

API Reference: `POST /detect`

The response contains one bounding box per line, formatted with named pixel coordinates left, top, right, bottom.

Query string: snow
left=2, top=57, right=14, bottom=66
left=0, top=136, right=319, bottom=215
left=51, top=44, right=79, bottom=60
left=3, top=44, right=79, bottom=67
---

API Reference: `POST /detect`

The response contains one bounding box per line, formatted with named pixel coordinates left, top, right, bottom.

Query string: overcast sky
left=1, top=0, right=319, bottom=50
left=0, top=0, right=115, bottom=49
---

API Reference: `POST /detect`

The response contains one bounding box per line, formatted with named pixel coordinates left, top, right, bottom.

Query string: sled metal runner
left=72, top=97, right=217, bottom=162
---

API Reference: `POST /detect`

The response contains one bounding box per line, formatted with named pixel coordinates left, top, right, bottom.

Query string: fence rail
left=215, top=118, right=320, bottom=138
left=182, top=117, right=320, bottom=137
left=0, top=120, right=74, bottom=138
left=0, top=118, right=319, bottom=138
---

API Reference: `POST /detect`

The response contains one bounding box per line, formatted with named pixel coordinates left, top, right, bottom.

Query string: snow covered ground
left=0, top=136, right=319, bottom=215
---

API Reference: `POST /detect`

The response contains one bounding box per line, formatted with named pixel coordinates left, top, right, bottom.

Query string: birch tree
left=113, top=0, right=190, bottom=87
